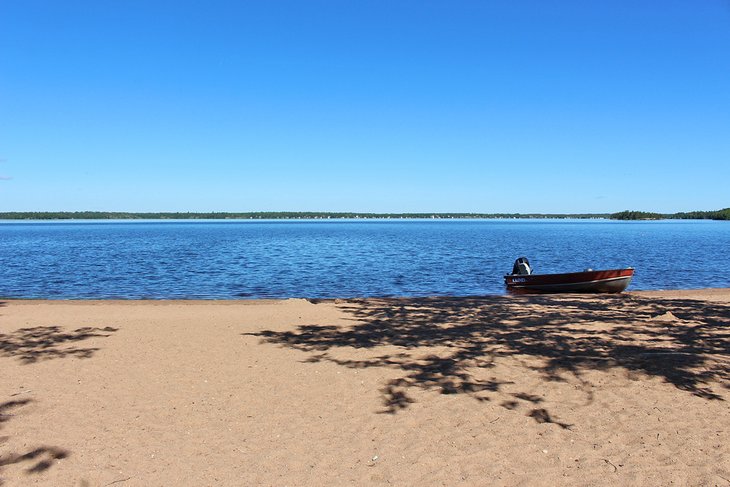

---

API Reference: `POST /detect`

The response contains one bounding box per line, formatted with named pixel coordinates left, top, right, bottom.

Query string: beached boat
left=505, top=257, right=634, bottom=294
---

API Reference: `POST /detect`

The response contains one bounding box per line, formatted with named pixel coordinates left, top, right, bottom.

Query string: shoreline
left=2, top=287, right=730, bottom=304
left=2, top=288, right=728, bottom=485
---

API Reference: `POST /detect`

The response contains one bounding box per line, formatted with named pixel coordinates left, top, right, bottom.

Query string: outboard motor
left=511, top=257, right=532, bottom=275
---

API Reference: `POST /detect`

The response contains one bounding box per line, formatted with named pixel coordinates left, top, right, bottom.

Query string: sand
left=1, top=290, right=729, bottom=486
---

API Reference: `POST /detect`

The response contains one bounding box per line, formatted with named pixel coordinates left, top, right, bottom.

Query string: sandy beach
left=1, top=289, right=728, bottom=486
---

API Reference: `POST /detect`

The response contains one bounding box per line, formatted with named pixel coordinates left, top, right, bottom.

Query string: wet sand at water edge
left=1, top=289, right=729, bottom=485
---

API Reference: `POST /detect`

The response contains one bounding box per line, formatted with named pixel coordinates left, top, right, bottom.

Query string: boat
left=505, top=257, right=634, bottom=294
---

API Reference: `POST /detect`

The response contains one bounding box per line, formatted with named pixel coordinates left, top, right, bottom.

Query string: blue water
left=0, top=219, right=728, bottom=299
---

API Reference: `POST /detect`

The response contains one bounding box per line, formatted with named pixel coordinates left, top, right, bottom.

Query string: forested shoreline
left=0, top=211, right=608, bottom=220
left=0, top=209, right=727, bottom=220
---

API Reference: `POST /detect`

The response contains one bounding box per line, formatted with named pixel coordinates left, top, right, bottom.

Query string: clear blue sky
left=1, top=1, right=729, bottom=213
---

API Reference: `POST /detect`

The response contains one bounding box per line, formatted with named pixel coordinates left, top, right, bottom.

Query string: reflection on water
left=0, top=219, right=728, bottom=299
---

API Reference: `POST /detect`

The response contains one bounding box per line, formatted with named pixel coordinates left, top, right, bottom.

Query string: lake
left=0, top=219, right=728, bottom=299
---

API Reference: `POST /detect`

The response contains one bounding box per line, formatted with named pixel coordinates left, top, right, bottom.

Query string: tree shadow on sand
left=0, top=326, right=118, bottom=364
left=247, top=294, right=729, bottom=421
left=0, top=317, right=117, bottom=482
left=0, top=399, right=70, bottom=483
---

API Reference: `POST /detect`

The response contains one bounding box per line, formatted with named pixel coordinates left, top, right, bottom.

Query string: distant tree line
left=0, top=211, right=610, bottom=220
left=610, top=208, right=730, bottom=221
left=0, top=209, right=727, bottom=220
left=673, top=208, right=730, bottom=220
left=609, top=211, right=664, bottom=220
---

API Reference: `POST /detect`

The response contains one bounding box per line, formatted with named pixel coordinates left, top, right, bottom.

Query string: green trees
left=610, top=208, right=730, bottom=220
left=0, top=209, right=727, bottom=220
left=0, top=211, right=607, bottom=220
left=610, top=210, right=663, bottom=220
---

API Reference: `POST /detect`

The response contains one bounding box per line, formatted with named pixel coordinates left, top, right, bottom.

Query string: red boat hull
left=505, top=268, right=634, bottom=294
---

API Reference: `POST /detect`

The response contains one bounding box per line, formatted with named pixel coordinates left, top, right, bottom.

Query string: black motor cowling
left=511, top=257, right=532, bottom=275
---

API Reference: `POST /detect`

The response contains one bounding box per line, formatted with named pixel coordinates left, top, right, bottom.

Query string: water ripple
left=0, top=219, right=728, bottom=299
